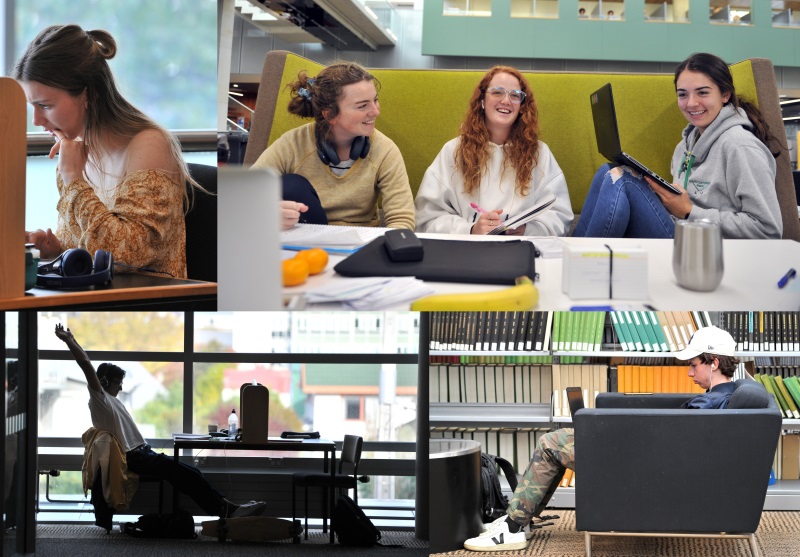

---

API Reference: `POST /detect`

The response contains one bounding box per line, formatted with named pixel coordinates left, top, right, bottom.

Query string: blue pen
left=778, top=268, right=797, bottom=289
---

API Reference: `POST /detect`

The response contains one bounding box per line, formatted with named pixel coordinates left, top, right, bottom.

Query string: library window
left=771, top=1, right=800, bottom=27
left=443, top=0, right=492, bottom=16
left=709, top=0, right=752, bottom=25
left=578, top=1, right=625, bottom=20
left=645, top=0, right=691, bottom=22
left=511, top=0, right=559, bottom=19
left=23, top=311, right=419, bottom=509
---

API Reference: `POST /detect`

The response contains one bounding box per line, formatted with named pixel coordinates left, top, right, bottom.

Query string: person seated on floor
left=54, top=324, right=266, bottom=531
left=464, top=325, right=740, bottom=551
left=252, top=60, right=415, bottom=230
left=414, top=65, right=573, bottom=236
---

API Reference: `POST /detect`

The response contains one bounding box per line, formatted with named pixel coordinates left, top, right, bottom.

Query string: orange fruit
left=294, top=248, right=329, bottom=275
left=282, top=258, right=309, bottom=286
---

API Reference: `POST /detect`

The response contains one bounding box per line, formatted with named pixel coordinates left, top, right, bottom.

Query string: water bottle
left=228, top=409, right=238, bottom=437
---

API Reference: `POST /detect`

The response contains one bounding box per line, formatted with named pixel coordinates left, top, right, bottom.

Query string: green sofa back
left=247, top=52, right=798, bottom=240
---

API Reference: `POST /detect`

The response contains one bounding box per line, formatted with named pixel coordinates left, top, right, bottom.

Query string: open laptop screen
left=566, top=386, right=585, bottom=419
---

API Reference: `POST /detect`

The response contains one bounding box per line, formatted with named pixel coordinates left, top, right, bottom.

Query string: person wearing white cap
left=673, top=325, right=740, bottom=409
left=464, top=324, right=741, bottom=552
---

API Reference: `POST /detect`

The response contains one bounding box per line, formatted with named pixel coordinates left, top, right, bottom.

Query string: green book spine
left=783, top=376, right=800, bottom=410
left=639, top=311, right=661, bottom=352
left=622, top=311, right=644, bottom=351
left=648, top=311, right=670, bottom=351
left=631, top=311, right=654, bottom=352
left=776, top=376, right=800, bottom=418
left=609, top=311, right=628, bottom=351
left=765, top=374, right=792, bottom=418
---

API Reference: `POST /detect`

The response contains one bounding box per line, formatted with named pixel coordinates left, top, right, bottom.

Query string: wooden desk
left=172, top=438, right=336, bottom=543
left=283, top=234, right=800, bottom=310
left=0, top=274, right=217, bottom=311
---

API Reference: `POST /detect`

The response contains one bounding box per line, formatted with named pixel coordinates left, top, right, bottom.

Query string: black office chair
left=292, top=435, right=367, bottom=540
left=185, top=163, right=217, bottom=282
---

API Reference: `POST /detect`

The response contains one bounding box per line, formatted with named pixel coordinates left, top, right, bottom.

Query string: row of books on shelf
left=430, top=311, right=552, bottom=352
left=754, top=372, right=800, bottom=419
left=430, top=355, right=554, bottom=365
left=430, top=427, right=547, bottom=479
left=428, top=310, right=715, bottom=354
left=721, top=312, right=800, bottom=352
left=430, top=363, right=554, bottom=404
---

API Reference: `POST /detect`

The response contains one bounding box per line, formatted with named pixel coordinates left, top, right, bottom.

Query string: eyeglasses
left=486, top=86, right=526, bottom=104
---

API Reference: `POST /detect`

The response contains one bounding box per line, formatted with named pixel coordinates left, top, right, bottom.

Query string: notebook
left=280, top=223, right=388, bottom=254
left=487, top=195, right=557, bottom=235
left=566, top=386, right=585, bottom=419
left=590, top=83, right=682, bottom=195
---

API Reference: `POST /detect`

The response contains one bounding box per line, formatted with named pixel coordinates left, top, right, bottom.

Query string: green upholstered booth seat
left=246, top=51, right=799, bottom=241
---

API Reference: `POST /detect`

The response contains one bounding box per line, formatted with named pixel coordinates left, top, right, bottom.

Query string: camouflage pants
left=507, top=428, right=575, bottom=526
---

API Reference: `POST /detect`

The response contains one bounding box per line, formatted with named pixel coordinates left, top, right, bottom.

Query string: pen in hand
left=778, top=268, right=797, bottom=289
left=470, top=202, right=487, bottom=214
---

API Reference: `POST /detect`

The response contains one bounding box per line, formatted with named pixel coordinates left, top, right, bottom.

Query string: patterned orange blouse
left=55, top=169, right=187, bottom=279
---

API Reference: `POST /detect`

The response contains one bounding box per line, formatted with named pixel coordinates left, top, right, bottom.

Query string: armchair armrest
left=595, top=392, right=693, bottom=409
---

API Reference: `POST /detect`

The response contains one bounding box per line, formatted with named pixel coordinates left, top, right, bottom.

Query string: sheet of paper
left=488, top=195, right=557, bottom=235
left=280, top=224, right=388, bottom=250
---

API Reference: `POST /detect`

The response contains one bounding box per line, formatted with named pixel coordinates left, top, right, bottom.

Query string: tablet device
left=566, top=386, right=585, bottom=419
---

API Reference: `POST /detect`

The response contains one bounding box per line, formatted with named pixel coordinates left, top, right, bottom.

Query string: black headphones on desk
left=36, top=248, right=114, bottom=289
left=316, top=134, right=370, bottom=166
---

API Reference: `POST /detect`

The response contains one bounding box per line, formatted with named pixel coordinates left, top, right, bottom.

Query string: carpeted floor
left=431, top=510, right=800, bottom=557
left=7, top=524, right=428, bottom=556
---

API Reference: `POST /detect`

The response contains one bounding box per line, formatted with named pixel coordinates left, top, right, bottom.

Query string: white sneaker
left=230, top=500, right=267, bottom=518
left=480, top=515, right=534, bottom=540
left=465, top=518, right=528, bottom=552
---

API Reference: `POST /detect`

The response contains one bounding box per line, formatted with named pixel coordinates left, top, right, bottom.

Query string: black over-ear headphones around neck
left=36, top=248, right=114, bottom=289
left=316, top=135, right=370, bottom=166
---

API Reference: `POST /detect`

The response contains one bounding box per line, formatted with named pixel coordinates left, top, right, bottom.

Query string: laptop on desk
left=590, top=83, right=682, bottom=195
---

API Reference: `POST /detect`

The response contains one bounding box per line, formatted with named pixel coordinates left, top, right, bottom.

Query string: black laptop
left=566, top=386, right=585, bottom=419
left=590, top=83, right=682, bottom=195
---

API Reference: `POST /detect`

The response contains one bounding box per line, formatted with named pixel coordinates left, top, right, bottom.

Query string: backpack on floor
left=480, top=453, right=519, bottom=522
left=123, top=510, right=197, bottom=539
left=332, top=494, right=381, bottom=546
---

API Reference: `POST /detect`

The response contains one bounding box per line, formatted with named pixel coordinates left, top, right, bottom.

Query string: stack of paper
left=281, top=224, right=387, bottom=254
left=304, top=276, right=434, bottom=310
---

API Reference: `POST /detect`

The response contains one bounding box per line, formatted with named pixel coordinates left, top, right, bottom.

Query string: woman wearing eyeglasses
left=415, top=66, right=573, bottom=236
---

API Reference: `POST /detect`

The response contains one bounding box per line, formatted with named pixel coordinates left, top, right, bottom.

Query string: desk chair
left=291, top=435, right=367, bottom=540
left=185, top=163, right=217, bottom=282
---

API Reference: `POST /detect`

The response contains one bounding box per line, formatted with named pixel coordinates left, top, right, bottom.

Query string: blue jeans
left=126, top=445, right=227, bottom=516
left=573, top=164, right=675, bottom=238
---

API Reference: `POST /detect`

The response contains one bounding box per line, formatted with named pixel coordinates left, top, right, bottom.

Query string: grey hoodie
left=669, top=104, right=782, bottom=239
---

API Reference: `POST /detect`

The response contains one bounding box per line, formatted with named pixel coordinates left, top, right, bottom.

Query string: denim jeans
left=126, top=446, right=226, bottom=516
left=573, top=164, right=675, bottom=238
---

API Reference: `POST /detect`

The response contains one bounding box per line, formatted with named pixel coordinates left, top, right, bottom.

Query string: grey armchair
left=574, top=380, right=781, bottom=557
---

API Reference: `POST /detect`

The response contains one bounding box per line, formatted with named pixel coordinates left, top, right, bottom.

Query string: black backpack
left=332, top=494, right=381, bottom=546
left=480, top=453, right=519, bottom=522
left=123, top=510, right=197, bottom=539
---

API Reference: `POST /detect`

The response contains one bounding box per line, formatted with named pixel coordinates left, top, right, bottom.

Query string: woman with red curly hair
left=414, top=66, right=573, bottom=236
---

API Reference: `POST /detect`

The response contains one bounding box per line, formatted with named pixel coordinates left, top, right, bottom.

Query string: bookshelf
left=428, top=310, right=800, bottom=511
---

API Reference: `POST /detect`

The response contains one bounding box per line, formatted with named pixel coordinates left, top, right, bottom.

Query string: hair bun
left=87, top=29, right=117, bottom=60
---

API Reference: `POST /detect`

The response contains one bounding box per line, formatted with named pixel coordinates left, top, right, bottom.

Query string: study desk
left=172, top=438, right=337, bottom=543
left=0, top=274, right=217, bottom=311
left=283, top=234, right=800, bottom=310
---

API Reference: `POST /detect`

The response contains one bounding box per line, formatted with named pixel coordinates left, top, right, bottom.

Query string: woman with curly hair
left=414, top=66, right=573, bottom=236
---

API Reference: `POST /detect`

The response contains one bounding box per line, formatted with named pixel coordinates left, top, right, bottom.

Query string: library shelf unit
left=428, top=345, right=800, bottom=511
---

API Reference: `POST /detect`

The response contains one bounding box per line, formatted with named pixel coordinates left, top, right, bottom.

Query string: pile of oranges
left=283, top=248, right=328, bottom=286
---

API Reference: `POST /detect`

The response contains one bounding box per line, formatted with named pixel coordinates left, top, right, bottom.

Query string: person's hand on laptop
left=281, top=200, right=309, bottom=230
left=645, top=177, right=693, bottom=220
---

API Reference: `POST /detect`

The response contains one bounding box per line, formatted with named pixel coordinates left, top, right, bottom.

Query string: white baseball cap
left=673, top=325, right=736, bottom=360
